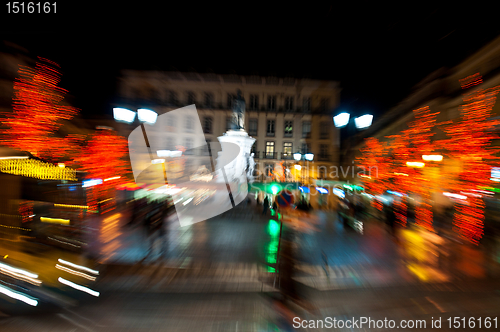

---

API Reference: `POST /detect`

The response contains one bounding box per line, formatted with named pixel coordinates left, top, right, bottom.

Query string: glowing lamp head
left=422, top=155, right=443, bottom=162
left=270, top=184, right=280, bottom=195
left=138, top=108, right=158, bottom=124
left=406, top=161, right=425, bottom=168
left=113, top=108, right=136, bottom=123
left=305, top=153, right=314, bottom=161
left=334, top=112, right=350, bottom=128
left=293, top=153, right=302, bottom=161
left=354, top=114, right=373, bottom=129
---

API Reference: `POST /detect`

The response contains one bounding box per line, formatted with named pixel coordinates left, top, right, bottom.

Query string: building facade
left=114, top=71, right=341, bottom=187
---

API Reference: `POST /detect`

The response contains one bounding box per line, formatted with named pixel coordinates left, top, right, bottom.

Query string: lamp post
left=334, top=112, right=373, bottom=182
left=113, top=107, right=165, bottom=184
left=294, top=152, right=314, bottom=186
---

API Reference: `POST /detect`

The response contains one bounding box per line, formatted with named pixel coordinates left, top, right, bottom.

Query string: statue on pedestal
left=231, top=90, right=245, bottom=130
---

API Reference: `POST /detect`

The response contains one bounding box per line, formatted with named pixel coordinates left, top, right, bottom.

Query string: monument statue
left=231, top=90, right=245, bottom=130
left=246, top=152, right=255, bottom=179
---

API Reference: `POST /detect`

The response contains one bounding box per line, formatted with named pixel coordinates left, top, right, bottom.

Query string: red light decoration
left=1, top=57, right=79, bottom=162
left=459, top=73, right=483, bottom=89
left=19, top=201, right=33, bottom=223
left=357, top=137, right=390, bottom=211
left=74, top=128, right=129, bottom=214
left=441, top=74, right=500, bottom=244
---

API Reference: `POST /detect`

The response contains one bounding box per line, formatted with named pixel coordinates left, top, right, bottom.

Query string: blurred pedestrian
left=384, top=203, right=396, bottom=237
left=263, top=196, right=270, bottom=215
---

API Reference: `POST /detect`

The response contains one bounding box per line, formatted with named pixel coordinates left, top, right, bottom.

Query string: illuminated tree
left=441, top=73, right=500, bottom=244
left=1, top=57, right=79, bottom=161
left=357, top=137, right=390, bottom=211
left=74, top=128, right=129, bottom=213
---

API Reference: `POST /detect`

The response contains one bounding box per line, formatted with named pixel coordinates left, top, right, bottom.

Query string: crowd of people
left=125, top=197, right=174, bottom=259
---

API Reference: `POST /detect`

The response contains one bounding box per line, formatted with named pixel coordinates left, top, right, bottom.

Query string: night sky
left=1, top=3, right=500, bottom=120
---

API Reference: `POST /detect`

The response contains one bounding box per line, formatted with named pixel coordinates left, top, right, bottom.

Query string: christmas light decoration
left=441, top=74, right=500, bottom=245
left=0, top=158, right=77, bottom=181
left=75, top=128, right=129, bottom=214
left=1, top=57, right=79, bottom=161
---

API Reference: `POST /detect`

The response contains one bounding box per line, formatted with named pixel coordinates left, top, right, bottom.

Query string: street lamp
left=294, top=152, right=314, bottom=185
left=113, top=107, right=158, bottom=125
left=335, top=112, right=373, bottom=181
left=334, top=112, right=373, bottom=129
left=354, top=115, right=373, bottom=129
left=113, top=107, right=163, bottom=183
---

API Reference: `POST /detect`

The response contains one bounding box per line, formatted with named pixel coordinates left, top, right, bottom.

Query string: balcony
left=266, top=132, right=275, bottom=137
left=264, top=152, right=277, bottom=159
left=281, top=153, right=293, bottom=160
left=318, top=154, right=330, bottom=161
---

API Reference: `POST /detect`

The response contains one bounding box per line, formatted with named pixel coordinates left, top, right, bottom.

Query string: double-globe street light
left=333, top=112, right=373, bottom=181
left=293, top=152, right=314, bottom=186
left=113, top=107, right=169, bottom=184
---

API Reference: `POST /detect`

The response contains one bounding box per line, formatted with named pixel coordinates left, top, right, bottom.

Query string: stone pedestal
left=215, top=130, right=256, bottom=205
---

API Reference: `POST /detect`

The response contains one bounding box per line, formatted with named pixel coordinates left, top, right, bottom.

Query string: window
left=302, top=121, right=311, bottom=138
left=169, top=91, right=178, bottom=105
left=203, top=117, right=213, bottom=134
left=265, top=142, right=275, bottom=159
left=166, top=114, right=176, bottom=131
left=249, top=94, right=259, bottom=110
left=187, top=91, right=196, bottom=105
left=320, top=121, right=329, bottom=139
left=319, top=144, right=328, bottom=159
left=265, top=163, right=274, bottom=177
left=267, top=95, right=276, bottom=110
left=283, top=142, right=293, bottom=158
left=303, top=97, right=311, bottom=112
left=266, top=120, right=275, bottom=136
left=184, top=138, right=193, bottom=155
left=185, top=115, right=194, bottom=132
left=204, top=92, right=213, bottom=108
left=285, top=96, right=294, bottom=111
left=284, top=120, right=293, bottom=137
left=320, top=98, right=329, bottom=112
left=226, top=116, right=232, bottom=131
left=301, top=143, right=310, bottom=154
left=249, top=118, right=258, bottom=135
left=227, top=93, right=235, bottom=109
left=251, top=141, right=257, bottom=154
left=319, top=167, right=326, bottom=179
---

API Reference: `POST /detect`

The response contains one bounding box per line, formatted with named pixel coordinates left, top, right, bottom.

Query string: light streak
left=58, top=277, right=99, bottom=297
left=0, top=284, right=38, bottom=306
left=55, top=264, right=96, bottom=281
left=41, top=217, right=70, bottom=225
left=58, top=259, right=99, bottom=275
